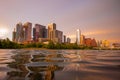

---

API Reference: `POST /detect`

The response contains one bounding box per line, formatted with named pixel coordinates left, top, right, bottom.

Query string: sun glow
left=0, top=27, right=8, bottom=37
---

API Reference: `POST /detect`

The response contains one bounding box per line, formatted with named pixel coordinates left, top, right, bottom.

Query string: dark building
left=33, top=27, right=36, bottom=41
left=63, top=35, right=66, bottom=43
left=15, top=22, right=23, bottom=43
left=67, top=37, right=71, bottom=43
left=33, top=24, right=47, bottom=42
left=12, top=28, right=16, bottom=42
left=12, top=22, right=32, bottom=44
left=23, top=22, right=32, bottom=43
left=13, top=22, right=64, bottom=44
left=56, top=30, right=63, bottom=43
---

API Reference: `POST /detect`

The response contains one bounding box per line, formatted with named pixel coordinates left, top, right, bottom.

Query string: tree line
left=0, top=38, right=93, bottom=49
left=0, top=38, right=22, bottom=49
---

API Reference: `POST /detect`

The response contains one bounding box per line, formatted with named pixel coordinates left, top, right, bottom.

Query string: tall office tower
left=80, top=35, right=85, bottom=45
left=56, top=30, right=63, bottom=43
left=23, top=22, right=32, bottom=42
left=76, top=29, right=81, bottom=45
left=12, top=28, right=16, bottom=42
left=33, top=27, right=36, bottom=41
left=16, top=22, right=24, bottom=43
left=67, top=37, right=71, bottom=43
left=63, top=35, right=66, bottom=43
left=48, top=23, right=56, bottom=41
left=33, top=24, right=47, bottom=42
left=47, top=23, right=63, bottom=43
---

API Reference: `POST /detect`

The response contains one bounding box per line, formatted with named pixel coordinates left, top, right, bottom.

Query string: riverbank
left=15, top=47, right=120, bottom=50
left=0, top=47, right=120, bottom=50
left=0, top=39, right=120, bottom=50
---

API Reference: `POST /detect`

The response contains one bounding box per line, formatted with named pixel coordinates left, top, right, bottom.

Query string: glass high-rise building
left=48, top=23, right=63, bottom=43
left=48, top=23, right=56, bottom=40
left=33, top=24, right=47, bottom=42
left=23, top=22, right=32, bottom=42
left=63, top=35, right=66, bottom=43
left=80, top=35, right=85, bottom=45
left=76, top=29, right=81, bottom=45
left=33, top=27, right=36, bottom=41
left=13, top=22, right=32, bottom=44
left=67, top=37, right=71, bottom=43
left=56, top=30, right=63, bottom=43
left=13, top=22, right=64, bottom=44
left=12, top=28, right=16, bottom=42
left=16, top=22, right=24, bottom=43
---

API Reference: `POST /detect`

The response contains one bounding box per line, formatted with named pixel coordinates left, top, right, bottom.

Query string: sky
left=0, top=0, right=120, bottom=43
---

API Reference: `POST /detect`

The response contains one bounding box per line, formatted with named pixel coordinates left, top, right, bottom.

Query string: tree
left=47, top=41, right=55, bottom=49
left=55, top=43, right=62, bottom=49
left=37, top=43, right=43, bottom=48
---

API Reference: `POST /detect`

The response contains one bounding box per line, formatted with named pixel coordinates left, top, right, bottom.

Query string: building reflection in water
left=6, top=50, right=64, bottom=80
left=1, top=50, right=119, bottom=80
left=62, top=50, right=84, bottom=71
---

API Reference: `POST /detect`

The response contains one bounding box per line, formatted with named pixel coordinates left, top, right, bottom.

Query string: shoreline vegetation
left=0, top=38, right=120, bottom=50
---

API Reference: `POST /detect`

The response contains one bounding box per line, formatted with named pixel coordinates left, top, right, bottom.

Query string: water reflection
left=6, top=50, right=64, bottom=80
left=0, top=50, right=120, bottom=80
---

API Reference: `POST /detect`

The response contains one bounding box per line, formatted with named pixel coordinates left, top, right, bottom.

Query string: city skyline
left=0, top=0, right=120, bottom=43
left=12, top=22, right=67, bottom=44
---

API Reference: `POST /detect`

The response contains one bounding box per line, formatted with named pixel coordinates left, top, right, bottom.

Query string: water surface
left=0, top=49, right=120, bottom=80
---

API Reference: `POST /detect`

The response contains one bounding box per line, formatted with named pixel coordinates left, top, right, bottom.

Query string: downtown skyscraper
left=48, top=23, right=56, bottom=40
left=12, top=22, right=66, bottom=44
left=12, top=22, right=32, bottom=44
left=33, top=24, right=47, bottom=42
left=15, top=22, right=24, bottom=43
left=48, top=23, right=63, bottom=43
left=76, top=29, right=97, bottom=47
left=76, top=29, right=81, bottom=45
left=23, top=22, right=32, bottom=43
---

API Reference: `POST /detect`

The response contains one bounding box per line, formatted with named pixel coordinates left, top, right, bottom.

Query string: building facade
left=23, top=22, right=32, bottom=43
left=47, top=23, right=63, bottom=43
left=63, top=35, right=66, bottom=43
left=112, top=43, right=120, bottom=48
left=84, top=38, right=97, bottom=47
left=76, top=29, right=81, bottom=45
left=12, top=22, right=66, bottom=44
left=101, top=40, right=110, bottom=48
left=56, top=30, right=63, bottom=43
left=12, top=28, right=16, bottom=42
left=15, top=22, right=24, bottom=43
left=67, top=37, right=71, bottom=43
left=80, top=35, right=85, bottom=45
left=48, top=23, right=56, bottom=41
left=33, top=24, right=47, bottom=42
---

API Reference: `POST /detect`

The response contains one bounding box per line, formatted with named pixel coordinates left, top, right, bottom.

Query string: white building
left=76, top=29, right=81, bottom=45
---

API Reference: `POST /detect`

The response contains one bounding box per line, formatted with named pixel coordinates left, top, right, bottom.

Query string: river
left=0, top=49, right=120, bottom=80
